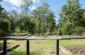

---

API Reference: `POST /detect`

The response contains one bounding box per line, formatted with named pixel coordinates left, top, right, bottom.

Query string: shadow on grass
left=30, top=51, right=41, bottom=55
left=0, top=42, right=11, bottom=47
left=0, top=43, right=2, bottom=45
left=0, top=43, right=3, bottom=51
left=7, top=51, right=41, bottom=55
left=7, top=51, right=26, bottom=55
left=7, top=45, right=41, bottom=55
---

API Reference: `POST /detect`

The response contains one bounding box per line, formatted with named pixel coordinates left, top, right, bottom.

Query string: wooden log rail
left=0, top=35, right=85, bottom=55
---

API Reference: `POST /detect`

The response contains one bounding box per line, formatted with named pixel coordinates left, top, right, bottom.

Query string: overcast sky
left=0, top=0, right=85, bottom=23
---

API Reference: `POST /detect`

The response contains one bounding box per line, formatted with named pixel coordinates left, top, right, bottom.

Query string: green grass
left=0, top=41, right=3, bottom=47
left=0, top=40, right=17, bottom=47
left=7, top=40, right=26, bottom=55
left=7, top=40, right=56, bottom=55
left=60, top=39, right=85, bottom=47
left=3, top=39, right=85, bottom=55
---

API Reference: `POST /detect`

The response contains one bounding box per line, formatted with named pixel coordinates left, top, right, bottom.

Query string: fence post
left=26, top=40, right=29, bottom=55
left=56, top=39, right=59, bottom=55
left=3, top=40, right=7, bottom=55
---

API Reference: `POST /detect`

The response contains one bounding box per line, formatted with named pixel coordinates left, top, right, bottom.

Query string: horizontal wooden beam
left=0, top=35, right=85, bottom=40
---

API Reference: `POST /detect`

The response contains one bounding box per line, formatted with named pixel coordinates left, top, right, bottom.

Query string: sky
left=0, top=0, right=85, bottom=23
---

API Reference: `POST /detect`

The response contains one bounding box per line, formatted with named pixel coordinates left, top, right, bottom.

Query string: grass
left=0, top=39, right=85, bottom=55
left=7, top=40, right=56, bottom=55
left=0, top=40, right=17, bottom=47
left=0, top=41, right=3, bottom=47
left=60, top=39, right=85, bottom=47
left=7, top=40, right=26, bottom=55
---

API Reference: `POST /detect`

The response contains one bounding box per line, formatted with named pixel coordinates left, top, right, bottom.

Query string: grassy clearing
left=7, top=40, right=26, bottom=55
left=7, top=40, right=56, bottom=55
left=60, top=39, right=85, bottom=47
left=30, top=40, right=56, bottom=55
left=1, top=39, right=85, bottom=55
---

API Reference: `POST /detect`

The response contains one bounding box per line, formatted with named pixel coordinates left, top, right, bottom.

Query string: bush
left=0, top=19, right=10, bottom=37
left=73, top=27, right=85, bottom=35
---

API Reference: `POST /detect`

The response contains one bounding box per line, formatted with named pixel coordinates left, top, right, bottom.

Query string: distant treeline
left=0, top=2, right=56, bottom=36
left=0, top=0, right=85, bottom=36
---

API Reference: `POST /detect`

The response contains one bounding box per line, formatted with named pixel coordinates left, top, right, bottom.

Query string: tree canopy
left=0, top=2, right=56, bottom=36
left=1, top=0, right=85, bottom=37
left=58, top=0, right=85, bottom=35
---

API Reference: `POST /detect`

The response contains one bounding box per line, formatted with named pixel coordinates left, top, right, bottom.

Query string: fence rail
left=0, top=35, right=85, bottom=55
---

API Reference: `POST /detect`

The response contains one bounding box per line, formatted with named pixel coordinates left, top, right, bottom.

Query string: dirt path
left=67, top=46, right=85, bottom=55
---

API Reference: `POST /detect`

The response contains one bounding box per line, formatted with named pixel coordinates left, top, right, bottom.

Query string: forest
left=0, top=0, right=85, bottom=36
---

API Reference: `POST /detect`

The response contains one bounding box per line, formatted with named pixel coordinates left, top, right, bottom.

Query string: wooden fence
left=0, top=35, right=85, bottom=55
